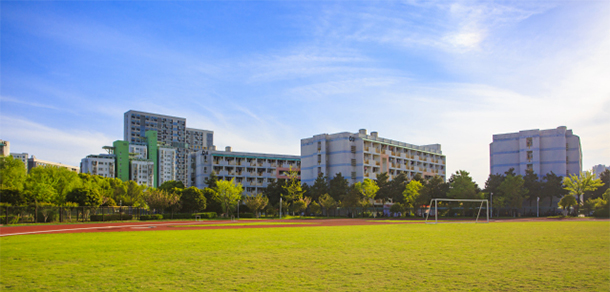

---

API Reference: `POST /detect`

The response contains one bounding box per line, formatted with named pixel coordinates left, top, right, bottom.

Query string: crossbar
left=425, top=199, right=489, bottom=224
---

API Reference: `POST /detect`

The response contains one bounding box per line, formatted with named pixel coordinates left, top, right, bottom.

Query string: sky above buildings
left=1, top=1, right=609, bottom=185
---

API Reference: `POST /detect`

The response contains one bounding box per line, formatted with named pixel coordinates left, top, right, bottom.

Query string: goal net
left=425, top=198, right=489, bottom=224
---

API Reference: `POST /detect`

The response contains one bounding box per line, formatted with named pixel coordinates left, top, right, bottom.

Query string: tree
left=204, top=172, right=219, bottom=189
left=180, top=187, right=207, bottom=213
left=66, top=187, right=103, bottom=207
left=497, top=174, right=528, bottom=216
left=0, top=155, right=27, bottom=192
left=420, top=175, right=449, bottom=210
left=282, top=167, right=304, bottom=202
left=291, top=199, right=307, bottom=216
left=158, top=180, right=185, bottom=191
left=309, top=201, right=321, bottom=215
left=588, top=169, right=609, bottom=200
left=447, top=170, right=479, bottom=199
left=243, top=193, right=269, bottom=218
left=386, top=172, right=409, bottom=203
left=558, top=195, right=577, bottom=215
left=375, top=172, right=390, bottom=201
left=341, top=187, right=362, bottom=217
left=202, top=187, right=223, bottom=215
left=403, top=180, right=423, bottom=214
left=214, top=179, right=243, bottom=217
left=541, top=172, right=567, bottom=207
left=318, top=193, right=337, bottom=217
left=563, top=171, right=604, bottom=214
left=261, top=178, right=285, bottom=207
left=354, top=178, right=379, bottom=213
left=329, top=173, right=349, bottom=201
left=144, top=189, right=180, bottom=213
left=523, top=169, right=540, bottom=207
left=309, top=173, right=328, bottom=203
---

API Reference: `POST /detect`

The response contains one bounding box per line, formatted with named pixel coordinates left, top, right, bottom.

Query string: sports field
left=1, top=220, right=608, bottom=291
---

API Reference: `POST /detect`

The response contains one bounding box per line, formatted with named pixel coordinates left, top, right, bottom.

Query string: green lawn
left=176, top=222, right=312, bottom=227
left=1, top=221, right=608, bottom=291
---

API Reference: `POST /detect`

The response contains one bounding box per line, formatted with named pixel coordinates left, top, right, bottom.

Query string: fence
left=0, top=206, right=192, bottom=225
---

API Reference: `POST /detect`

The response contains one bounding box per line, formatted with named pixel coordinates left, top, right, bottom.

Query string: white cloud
left=1, top=115, right=113, bottom=167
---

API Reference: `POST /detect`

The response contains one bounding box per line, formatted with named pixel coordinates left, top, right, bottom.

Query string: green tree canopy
left=447, top=170, right=480, bottom=199
left=564, top=171, right=605, bottom=204
left=541, top=172, right=566, bottom=207
left=309, top=173, right=328, bottom=203
left=180, top=187, right=206, bottom=213
left=0, top=155, right=27, bottom=191
left=329, top=173, right=349, bottom=201
left=403, top=180, right=423, bottom=211
left=159, top=180, right=185, bottom=191
left=318, top=193, right=337, bottom=217
left=66, top=187, right=103, bottom=207
left=214, top=179, right=243, bottom=217
left=497, top=174, right=528, bottom=212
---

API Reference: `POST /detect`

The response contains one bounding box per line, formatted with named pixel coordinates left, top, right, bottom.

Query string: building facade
left=189, top=146, right=300, bottom=195
left=158, top=145, right=177, bottom=186
left=28, top=156, right=79, bottom=173
left=592, top=164, right=609, bottom=178
left=124, top=110, right=213, bottom=186
left=490, top=126, right=582, bottom=178
left=300, top=129, right=446, bottom=186
left=80, top=154, right=116, bottom=178
left=0, top=140, right=9, bottom=156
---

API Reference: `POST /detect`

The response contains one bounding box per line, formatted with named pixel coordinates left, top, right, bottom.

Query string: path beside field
left=1, top=217, right=606, bottom=237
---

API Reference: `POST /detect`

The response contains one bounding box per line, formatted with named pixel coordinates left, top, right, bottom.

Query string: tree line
left=2, top=154, right=607, bottom=218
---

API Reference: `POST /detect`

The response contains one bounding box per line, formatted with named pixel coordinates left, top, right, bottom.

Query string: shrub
left=0, top=215, right=20, bottom=224
left=239, top=213, right=253, bottom=218
left=90, top=214, right=133, bottom=221
left=140, top=214, right=163, bottom=220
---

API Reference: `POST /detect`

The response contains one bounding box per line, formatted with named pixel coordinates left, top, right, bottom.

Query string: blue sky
left=1, top=0, right=609, bottom=185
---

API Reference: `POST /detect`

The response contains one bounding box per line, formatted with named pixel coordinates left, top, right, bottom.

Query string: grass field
left=1, top=221, right=609, bottom=291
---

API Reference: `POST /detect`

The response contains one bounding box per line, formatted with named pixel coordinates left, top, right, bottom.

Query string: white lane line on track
left=0, top=221, right=234, bottom=237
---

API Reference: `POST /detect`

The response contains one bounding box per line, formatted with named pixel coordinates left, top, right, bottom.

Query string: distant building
left=489, top=126, right=582, bottom=178
left=80, top=154, right=116, bottom=178
left=592, top=164, right=609, bottom=178
left=28, top=156, right=79, bottom=173
left=124, top=110, right=213, bottom=186
left=189, top=146, right=300, bottom=195
left=300, top=129, right=446, bottom=186
left=0, top=140, right=9, bottom=156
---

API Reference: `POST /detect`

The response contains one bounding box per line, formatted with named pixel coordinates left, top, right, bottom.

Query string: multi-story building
left=158, top=145, right=177, bottom=186
left=81, top=131, right=176, bottom=187
left=28, top=156, right=79, bottom=173
left=489, top=126, right=582, bottom=178
left=124, top=110, right=213, bottom=186
left=186, top=128, right=213, bottom=151
left=300, top=129, right=446, bottom=186
left=592, top=164, right=609, bottom=178
left=189, top=146, right=300, bottom=195
left=80, top=154, right=116, bottom=178
left=0, top=140, right=9, bottom=156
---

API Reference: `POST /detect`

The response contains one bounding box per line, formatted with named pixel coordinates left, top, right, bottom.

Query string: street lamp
left=537, top=197, right=540, bottom=217
left=279, top=197, right=282, bottom=219
left=490, top=192, right=493, bottom=219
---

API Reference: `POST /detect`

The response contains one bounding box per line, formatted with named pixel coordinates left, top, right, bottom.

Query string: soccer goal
left=425, top=198, right=489, bottom=224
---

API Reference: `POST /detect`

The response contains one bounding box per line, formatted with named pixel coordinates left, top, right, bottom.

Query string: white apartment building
left=301, top=129, right=446, bottom=186
left=131, top=159, right=155, bottom=186
left=158, top=146, right=177, bottom=186
left=186, top=128, right=214, bottom=151
left=189, top=146, right=300, bottom=195
left=124, top=110, right=213, bottom=187
left=80, top=154, right=116, bottom=178
left=490, top=126, right=582, bottom=178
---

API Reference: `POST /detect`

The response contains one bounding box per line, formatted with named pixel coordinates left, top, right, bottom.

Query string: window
left=318, top=167, right=322, bottom=174
left=526, top=137, right=533, bottom=148
left=351, top=146, right=356, bottom=153
left=351, top=159, right=357, bottom=166
left=351, top=172, right=357, bottom=179
left=527, top=164, right=533, bottom=170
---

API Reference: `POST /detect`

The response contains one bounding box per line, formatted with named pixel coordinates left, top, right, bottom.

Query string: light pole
left=537, top=197, right=540, bottom=217
left=237, top=200, right=240, bottom=220
left=490, top=193, right=493, bottom=219
left=279, top=197, right=282, bottom=219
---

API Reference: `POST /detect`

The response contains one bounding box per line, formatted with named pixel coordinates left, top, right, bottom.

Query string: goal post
left=425, top=198, right=489, bottom=224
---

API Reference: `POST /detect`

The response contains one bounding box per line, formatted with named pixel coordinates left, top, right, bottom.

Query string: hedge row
left=140, top=214, right=163, bottom=220
left=90, top=214, right=133, bottom=221
left=239, top=213, right=253, bottom=218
